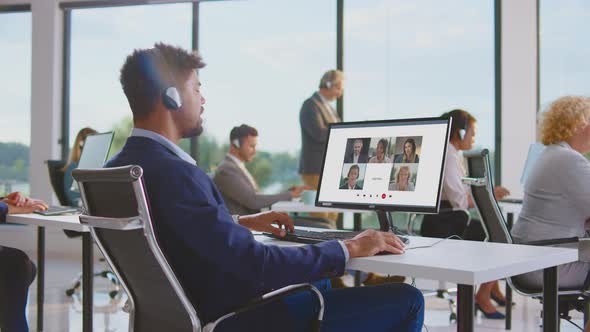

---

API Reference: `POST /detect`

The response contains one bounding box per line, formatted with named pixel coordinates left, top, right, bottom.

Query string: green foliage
left=0, top=142, right=29, bottom=182
left=109, top=116, right=134, bottom=158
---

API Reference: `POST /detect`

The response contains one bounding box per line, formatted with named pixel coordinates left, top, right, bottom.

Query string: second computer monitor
left=316, top=117, right=451, bottom=214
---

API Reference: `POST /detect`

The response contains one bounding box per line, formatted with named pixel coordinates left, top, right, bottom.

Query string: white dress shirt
left=441, top=143, right=469, bottom=209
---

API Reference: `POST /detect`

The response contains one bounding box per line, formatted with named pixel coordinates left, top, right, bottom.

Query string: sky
left=1, top=0, right=589, bottom=155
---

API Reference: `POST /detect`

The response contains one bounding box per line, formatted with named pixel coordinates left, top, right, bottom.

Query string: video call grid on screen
left=317, top=118, right=450, bottom=213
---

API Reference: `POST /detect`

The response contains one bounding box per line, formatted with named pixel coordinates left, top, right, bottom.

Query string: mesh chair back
left=73, top=165, right=200, bottom=332
left=464, top=150, right=512, bottom=245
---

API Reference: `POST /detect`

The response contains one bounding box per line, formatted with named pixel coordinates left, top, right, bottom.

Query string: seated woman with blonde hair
left=511, top=95, right=590, bottom=332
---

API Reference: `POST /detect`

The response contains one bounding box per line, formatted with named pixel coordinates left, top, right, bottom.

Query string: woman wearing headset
left=422, top=109, right=510, bottom=319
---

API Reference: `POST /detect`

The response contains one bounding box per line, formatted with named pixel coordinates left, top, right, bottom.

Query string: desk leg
left=543, top=266, right=559, bottom=332
left=353, top=213, right=362, bottom=287
left=37, top=226, right=45, bottom=332
left=506, top=212, right=514, bottom=330
left=457, top=284, right=474, bottom=332
left=82, top=233, right=93, bottom=332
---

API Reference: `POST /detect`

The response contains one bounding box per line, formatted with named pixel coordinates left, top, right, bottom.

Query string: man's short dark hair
left=230, top=124, right=258, bottom=143
left=119, top=42, right=205, bottom=118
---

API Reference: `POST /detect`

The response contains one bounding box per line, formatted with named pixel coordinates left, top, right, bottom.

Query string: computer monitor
left=77, top=131, right=114, bottom=169
left=316, top=117, right=451, bottom=231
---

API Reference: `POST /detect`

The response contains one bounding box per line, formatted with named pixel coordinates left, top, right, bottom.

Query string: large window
left=344, top=0, right=495, bottom=153
left=343, top=0, right=495, bottom=228
left=0, top=10, right=31, bottom=195
left=68, top=3, right=193, bottom=157
left=199, top=0, right=336, bottom=191
left=539, top=1, right=590, bottom=109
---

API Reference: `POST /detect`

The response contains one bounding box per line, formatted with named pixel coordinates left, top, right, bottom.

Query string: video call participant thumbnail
left=339, top=164, right=365, bottom=190
left=388, top=165, right=417, bottom=192
left=368, top=138, right=393, bottom=163
left=393, top=137, right=421, bottom=164
left=343, top=138, right=369, bottom=164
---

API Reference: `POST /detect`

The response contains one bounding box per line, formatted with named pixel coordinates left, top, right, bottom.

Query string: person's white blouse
left=441, top=144, right=469, bottom=209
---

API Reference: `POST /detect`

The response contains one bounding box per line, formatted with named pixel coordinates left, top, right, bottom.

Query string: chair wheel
left=65, top=288, right=75, bottom=297
left=449, top=312, right=457, bottom=322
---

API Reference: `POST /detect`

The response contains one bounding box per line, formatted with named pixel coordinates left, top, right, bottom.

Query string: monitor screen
left=316, top=118, right=451, bottom=214
left=77, top=132, right=114, bottom=169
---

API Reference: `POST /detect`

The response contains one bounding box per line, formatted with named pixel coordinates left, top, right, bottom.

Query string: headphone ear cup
left=163, top=87, right=182, bottom=110
left=232, top=139, right=241, bottom=149
left=459, top=129, right=466, bottom=141
left=325, top=81, right=332, bottom=89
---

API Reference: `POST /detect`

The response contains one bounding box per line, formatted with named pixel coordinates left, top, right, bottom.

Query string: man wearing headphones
left=107, top=43, right=424, bottom=332
left=213, top=124, right=310, bottom=216
left=299, top=70, right=344, bottom=222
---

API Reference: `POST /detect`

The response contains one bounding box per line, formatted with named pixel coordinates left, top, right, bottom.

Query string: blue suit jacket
left=106, top=137, right=345, bottom=324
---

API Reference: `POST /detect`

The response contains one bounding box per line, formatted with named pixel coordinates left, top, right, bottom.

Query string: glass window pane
left=344, top=0, right=494, bottom=228
left=344, top=0, right=495, bottom=152
left=540, top=1, right=590, bottom=108
left=69, top=3, right=192, bottom=157
left=199, top=0, right=336, bottom=190
left=0, top=12, right=31, bottom=195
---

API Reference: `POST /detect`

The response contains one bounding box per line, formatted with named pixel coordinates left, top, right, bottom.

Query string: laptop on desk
left=36, top=132, right=114, bottom=216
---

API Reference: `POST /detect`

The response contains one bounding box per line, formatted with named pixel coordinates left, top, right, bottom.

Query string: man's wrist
left=343, top=239, right=357, bottom=258
left=232, top=214, right=240, bottom=224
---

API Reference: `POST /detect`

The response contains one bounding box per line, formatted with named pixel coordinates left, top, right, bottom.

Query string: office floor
left=21, top=257, right=586, bottom=332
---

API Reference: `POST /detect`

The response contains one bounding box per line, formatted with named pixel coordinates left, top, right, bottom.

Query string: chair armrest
left=204, top=283, right=325, bottom=332
left=79, top=215, right=143, bottom=230
left=521, top=237, right=579, bottom=247
left=522, top=237, right=590, bottom=263
left=462, top=177, right=486, bottom=186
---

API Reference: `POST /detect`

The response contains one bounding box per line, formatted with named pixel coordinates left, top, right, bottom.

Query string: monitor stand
left=376, top=210, right=394, bottom=232
left=376, top=210, right=406, bottom=235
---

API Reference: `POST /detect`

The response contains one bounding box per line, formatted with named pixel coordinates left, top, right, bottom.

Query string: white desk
left=6, top=213, right=93, bottom=332
left=257, top=234, right=577, bottom=332
left=271, top=201, right=366, bottom=214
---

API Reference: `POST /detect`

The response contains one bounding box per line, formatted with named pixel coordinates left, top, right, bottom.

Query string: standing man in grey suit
left=299, top=70, right=344, bottom=221
left=214, top=124, right=309, bottom=216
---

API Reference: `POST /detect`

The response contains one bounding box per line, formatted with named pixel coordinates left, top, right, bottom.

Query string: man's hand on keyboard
left=238, top=211, right=295, bottom=237
left=343, top=229, right=406, bottom=257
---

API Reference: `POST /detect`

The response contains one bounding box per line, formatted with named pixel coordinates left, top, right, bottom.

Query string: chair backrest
left=463, top=149, right=512, bottom=245
left=73, top=165, right=201, bottom=332
left=46, top=160, right=69, bottom=206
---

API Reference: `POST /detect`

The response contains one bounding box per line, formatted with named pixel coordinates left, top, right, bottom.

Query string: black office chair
left=464, top=149, right=590, bottom=330
left=73, top=165, right=326, bottom=331
left=46, top=160, right=120, bottom=298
